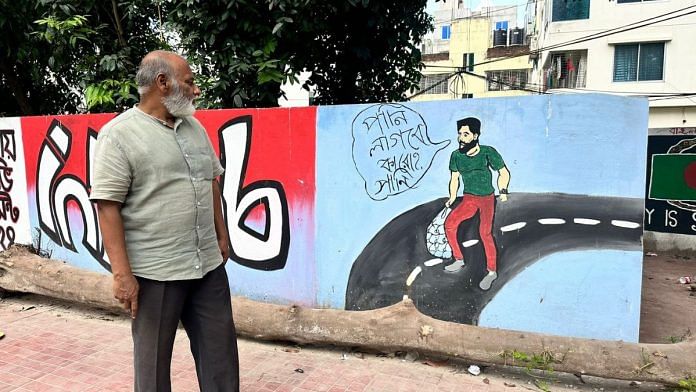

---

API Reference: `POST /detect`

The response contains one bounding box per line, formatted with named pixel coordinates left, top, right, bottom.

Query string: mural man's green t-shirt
left=449, top=145, right=505, bottom=196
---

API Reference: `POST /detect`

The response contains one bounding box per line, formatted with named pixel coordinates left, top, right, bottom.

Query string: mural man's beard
left=459, top=139, right=478, bottom=153
left=162, top=81, right=196, bottom=118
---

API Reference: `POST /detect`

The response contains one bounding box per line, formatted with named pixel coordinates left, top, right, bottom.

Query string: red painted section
left=685, top=162, right=696, bottom=189
left=195, top=107, right=317, bottom=209
left=21, top=114, right=115, bottom=190
left=20, top=108, right=317, bottom=209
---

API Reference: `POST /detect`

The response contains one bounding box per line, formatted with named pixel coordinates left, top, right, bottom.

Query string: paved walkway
left=0, top=294, right=665, bottom=392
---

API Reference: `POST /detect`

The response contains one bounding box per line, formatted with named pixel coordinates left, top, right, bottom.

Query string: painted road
left=344, top=193, right=643, bottom=325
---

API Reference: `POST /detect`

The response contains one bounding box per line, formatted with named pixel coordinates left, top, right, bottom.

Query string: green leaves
left=1, top=0, right=434, bottom=115
left=1, top=0, right=167, bottom=115
left=85, top=79, right=137, bottom=110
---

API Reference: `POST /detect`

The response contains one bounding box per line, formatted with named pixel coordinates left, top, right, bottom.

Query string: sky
left=426, top=0, right=527, bottom=26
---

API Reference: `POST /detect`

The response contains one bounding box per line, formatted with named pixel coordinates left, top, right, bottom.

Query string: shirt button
left=196, top=248, right=201, bottom=253
left=194, top=265, right=200, bottom=269
left=197, top=201, right=201, bottom=206
left=196, top=225, right=200, bottom=229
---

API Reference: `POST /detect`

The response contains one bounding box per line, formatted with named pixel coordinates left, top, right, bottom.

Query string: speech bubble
left=351, top=103, right=450, bottom=201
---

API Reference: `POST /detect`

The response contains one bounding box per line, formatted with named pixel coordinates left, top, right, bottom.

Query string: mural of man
left=443, top=117, right=510, bottom=291
left=90, top=50, right=239, bottom=391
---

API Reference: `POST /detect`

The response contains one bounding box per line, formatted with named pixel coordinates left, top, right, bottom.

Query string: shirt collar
left=134, top=106, right=184, bottom=131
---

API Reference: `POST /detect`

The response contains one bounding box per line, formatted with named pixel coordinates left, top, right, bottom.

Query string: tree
left=1, top=0, right=435, bottom=115
left=287, top=0, right=433, bottom=105
left=168, top=0, right=307, bottom=109
left=0, top=0, right=166, bottom=116
left=168, top=0, right=434, bottom=108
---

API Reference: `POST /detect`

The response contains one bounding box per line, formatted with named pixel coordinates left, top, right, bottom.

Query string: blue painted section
left=479, top=250, right=643, bottom=342
left=315, top=94, right=648, bottom=316
left=27, top=201, right=107, bottom=275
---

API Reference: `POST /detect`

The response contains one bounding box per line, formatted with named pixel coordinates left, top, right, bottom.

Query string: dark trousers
left=133, top=264, right=240, bottom=392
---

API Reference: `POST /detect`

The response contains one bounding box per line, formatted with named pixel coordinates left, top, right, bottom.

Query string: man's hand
left=445, top=197, right=456, bottom=208
left=113, top=273, right=139, bottom=319
left=218, top=236, right=230, bottom=262
left=499, top=194, right=508, bottom=202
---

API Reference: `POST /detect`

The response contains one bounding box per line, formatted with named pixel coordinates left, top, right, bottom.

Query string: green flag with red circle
left=649, top=154, right=696, bottom=201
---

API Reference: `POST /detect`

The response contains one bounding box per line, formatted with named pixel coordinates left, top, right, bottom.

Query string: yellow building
left=412, top=8, right=534, bottom=101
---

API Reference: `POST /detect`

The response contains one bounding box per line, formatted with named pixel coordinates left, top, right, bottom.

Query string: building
left=412, top=1, right=533, bottom=101
left=528, top=0, right=696, bottom=250
left=527, top=0, right=696, bottom=127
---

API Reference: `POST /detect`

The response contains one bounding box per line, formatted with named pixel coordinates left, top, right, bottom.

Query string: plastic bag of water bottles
left=426, top=208, right=452, bottom=259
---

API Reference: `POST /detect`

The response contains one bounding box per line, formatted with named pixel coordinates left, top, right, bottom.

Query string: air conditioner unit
left=493, top=29, right=508, bottom=47
left=510, top=28, right=525, bottom=46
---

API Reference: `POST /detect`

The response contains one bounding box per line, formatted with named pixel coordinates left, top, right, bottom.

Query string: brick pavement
left=0, top=295, right=665, bottom=392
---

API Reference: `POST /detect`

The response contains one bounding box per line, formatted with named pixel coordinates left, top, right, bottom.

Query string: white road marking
left=462, top=239, right=480, bottom=247
left=574, top=218, right=600, bottom=225
left=424, top=258, right=443, bottom=267
left=611, top=220, right=641, bottom=229
left=409, top=214, right=635, bottom=291
left=501, top=222, right=527, bottom=232
left=406, top=266, right=422, bottom=286
left=538, top=218, right=566, bottom=225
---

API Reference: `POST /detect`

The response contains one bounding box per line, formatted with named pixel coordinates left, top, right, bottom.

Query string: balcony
left=542, top=50, right=587, bottom=91
left=422, top=39, right=451, bottom=56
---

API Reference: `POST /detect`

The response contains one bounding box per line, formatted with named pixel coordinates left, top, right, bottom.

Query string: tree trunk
left=0, top=246, right=693, bottom=385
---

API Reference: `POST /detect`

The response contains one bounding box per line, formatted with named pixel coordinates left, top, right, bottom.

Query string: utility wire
left=444, top=5, right=696, bottom=69
left=415, top=6, right=696, bottom=98
left=435, top=0, right=544, bottom=22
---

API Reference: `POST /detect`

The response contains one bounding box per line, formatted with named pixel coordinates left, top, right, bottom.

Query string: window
left=441, top=25, right=451, bottom=40
left=486, top=70, right=528, bottom=91
left=613, top=42, right=664, bottom=82
left=495, top=21, right=509, bottom=30
left=419, top=74, right=450, bottom=95
left=463, top=53, right=475, bottom=72
left=552, top=0, right=590, bottom=21
left=462, top=93, right=473, bottom=99
left=544, top=51, right=587, bottom=90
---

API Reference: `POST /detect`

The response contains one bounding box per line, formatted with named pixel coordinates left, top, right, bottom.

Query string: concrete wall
left=0, top=94, right=648, bottom=342
left=644, top=126, right=696, bottom=252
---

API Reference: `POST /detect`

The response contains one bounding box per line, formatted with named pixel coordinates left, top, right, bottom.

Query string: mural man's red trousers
left=444, top=193, right=497, bottom=271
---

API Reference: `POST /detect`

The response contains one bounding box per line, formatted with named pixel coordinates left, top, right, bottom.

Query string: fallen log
left=1, top=246, right=693, bottom=385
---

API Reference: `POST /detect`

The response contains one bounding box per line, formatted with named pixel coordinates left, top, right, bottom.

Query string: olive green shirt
left=449, top=145, right=505, bottom=196
left=90, top=107, right=225, bottom=281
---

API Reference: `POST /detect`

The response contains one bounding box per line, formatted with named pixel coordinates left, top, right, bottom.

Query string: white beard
left=162, top=80, right=196, bottom=118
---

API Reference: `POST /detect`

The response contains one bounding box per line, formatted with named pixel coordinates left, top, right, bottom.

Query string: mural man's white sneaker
left=479, top=271, right=497, bottom=290
left=444, top=259, right=465, bottom=273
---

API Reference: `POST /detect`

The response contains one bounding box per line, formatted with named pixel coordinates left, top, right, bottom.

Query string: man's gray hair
left=135, top=51, right=185, bottom=96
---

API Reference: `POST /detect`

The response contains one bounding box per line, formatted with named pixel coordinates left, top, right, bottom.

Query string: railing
left=543, top=51, right=587, bottom=91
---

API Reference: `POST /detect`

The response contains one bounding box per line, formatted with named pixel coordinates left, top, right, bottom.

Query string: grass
left=499, top=349, right=567, bottom=390
left=673, top=378, right=696, bottom=392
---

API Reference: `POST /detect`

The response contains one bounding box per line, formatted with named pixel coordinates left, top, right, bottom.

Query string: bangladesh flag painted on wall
left=649, top=154, right=696, bottom=201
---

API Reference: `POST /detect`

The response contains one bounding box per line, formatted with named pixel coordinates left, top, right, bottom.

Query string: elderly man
left=90, top=50, right=239, bottom=391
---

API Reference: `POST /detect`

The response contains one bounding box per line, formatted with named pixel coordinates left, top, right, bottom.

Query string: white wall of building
left=278, top=71, right=312, bottom=107
left=531, top=0, right=696, bottom=109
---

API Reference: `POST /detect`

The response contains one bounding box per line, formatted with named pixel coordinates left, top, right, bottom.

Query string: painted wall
left=1, top=94, right=648, bottom=342
left=645, top=128, right=696, bottom=236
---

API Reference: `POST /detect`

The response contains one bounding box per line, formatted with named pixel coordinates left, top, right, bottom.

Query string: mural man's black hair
left=456, top=117, right=481, bottom=135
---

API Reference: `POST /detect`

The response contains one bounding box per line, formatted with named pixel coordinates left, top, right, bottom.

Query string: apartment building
left=412, top=1, right=533, bottom=101
left=528, top=0, right=696, bottom=127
